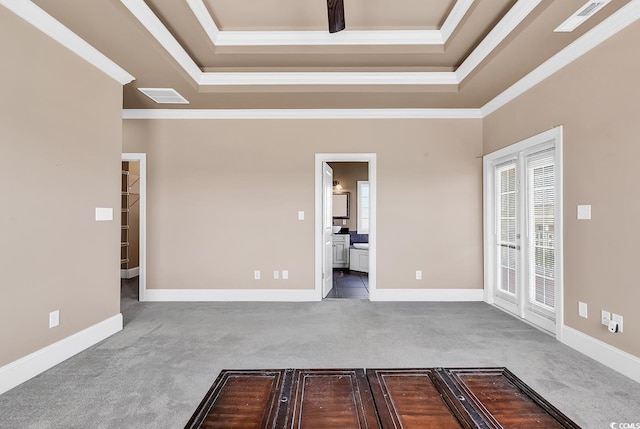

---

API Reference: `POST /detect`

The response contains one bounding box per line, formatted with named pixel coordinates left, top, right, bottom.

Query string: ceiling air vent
left=138, top=88, right=189, bottom=104
left=554, top=1, right=611, bottom=32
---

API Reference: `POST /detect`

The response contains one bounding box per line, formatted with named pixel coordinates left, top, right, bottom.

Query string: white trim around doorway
left=122, top=153, right=147, bottom=302
left=315, top=154, right=377, bottom=301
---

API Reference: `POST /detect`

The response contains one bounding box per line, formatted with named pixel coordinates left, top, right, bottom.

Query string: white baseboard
left=0, top=313, right=123, bottom=395
left=371, top=288, right=484, bottom=301
left=143, top=288, right=319, bottom=302
left=120, top=267, right=139, bottom=279
left=561, top=325, right=640, bottom=384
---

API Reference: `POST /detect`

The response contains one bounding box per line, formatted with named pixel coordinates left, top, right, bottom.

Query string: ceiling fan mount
left=327, top=0, right=346, bottom=33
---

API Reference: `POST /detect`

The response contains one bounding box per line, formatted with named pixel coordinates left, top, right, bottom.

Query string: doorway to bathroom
left=315, top=154, right=376, bottom=301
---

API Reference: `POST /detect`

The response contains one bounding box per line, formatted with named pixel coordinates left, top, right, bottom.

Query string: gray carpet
left=1, top=279, right=639, bottom=428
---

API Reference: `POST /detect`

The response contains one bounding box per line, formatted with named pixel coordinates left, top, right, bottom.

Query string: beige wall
left=329, top=162, right=368, bottom=232
left=0, top=9, right=122, bottom=366
left=484, top=22, right=640, bottom=357
left=123, top=119, right=483, bottom=291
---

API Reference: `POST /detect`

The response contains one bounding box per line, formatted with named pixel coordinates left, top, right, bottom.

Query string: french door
left=486, top=128, right=562, bottom=334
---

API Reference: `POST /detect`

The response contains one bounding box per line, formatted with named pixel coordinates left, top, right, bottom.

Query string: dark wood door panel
left=185, top=369, right=290, bottom=429
left=285, top=369, right=381, bottom=429
left=367, top=369, right=464, bottom=429
left=440, top=368, right=581, bottom=429
left=185, top=368, right=580, bottom=429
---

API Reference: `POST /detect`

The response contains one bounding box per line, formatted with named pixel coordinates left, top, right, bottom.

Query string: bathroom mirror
left=333, top=192, right=350, bottom=219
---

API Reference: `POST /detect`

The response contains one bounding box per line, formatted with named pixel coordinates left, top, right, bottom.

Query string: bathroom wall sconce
left=333, top=180, right=343, bottom=190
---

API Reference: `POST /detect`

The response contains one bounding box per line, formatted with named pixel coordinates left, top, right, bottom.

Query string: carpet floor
left=0, top=279, right=638, bottom=428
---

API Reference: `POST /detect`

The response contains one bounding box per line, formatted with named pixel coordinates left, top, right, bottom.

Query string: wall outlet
left=342, top=219, right=346, bottom=225
left=282, top=270, right=289, bottom=280
left=601, top=310, right=611, bottom=326
left=254, top=270, right=261, bottom=280
left=612, top=313, right=623, bottom=333
left=578, top=301, right=588, bottom=318
left=416, top=270, right=422, bottom=280
left=49, top=310, right=59, bottom=328
left=273, top=270, right=279, bottom=280
left=298, top=211, right=305, bottom=220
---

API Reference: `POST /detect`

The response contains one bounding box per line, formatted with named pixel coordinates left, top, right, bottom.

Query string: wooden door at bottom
left=185, top=368, right=581, bottom=429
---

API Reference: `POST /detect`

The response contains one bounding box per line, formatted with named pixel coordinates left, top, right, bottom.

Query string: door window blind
left=526, top=148, right=555, bottom=311
left=497, top=162, right=517, bottom=296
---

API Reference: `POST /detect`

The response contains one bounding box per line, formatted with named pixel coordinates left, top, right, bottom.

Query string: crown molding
left=120, top=0, right=202, bottom=82
left=186, top=0, right=474, bottom=47
left=481, top=0, right=640, bottom=117
left=215, top=30, right=444, bottom=47
left=456, top=0, right=542, bottom=81
left=198, top=71, right=458, bottom=86
left=185, top=0, right=219, bottom=44
left=1, top=0, right=134, bottom=85
left=440, top=0, right=475, bottom=42
left=122, top=0, right=536, bottom=87
left=122, top=108, right=483, bottom=120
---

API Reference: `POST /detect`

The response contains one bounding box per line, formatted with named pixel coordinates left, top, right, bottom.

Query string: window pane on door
left=529, top=162, right=554, bottom=309
left=497, top=165, right=517, bottom=295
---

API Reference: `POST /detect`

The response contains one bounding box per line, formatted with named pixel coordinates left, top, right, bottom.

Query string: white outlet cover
left=612, top=313, right=623, bottom=333
left=577, top=205, right=591, bottom=220
left=416, top=270, right=422, bottom=280
left=273, top=270, right=279, bottom=280
left=601, top=310, right=611, bottom=325
left=298, top=211, right=305, bottom=220
left=254, top=270, right=261, bottom=280
left=282, top=270, right=289, bottom=280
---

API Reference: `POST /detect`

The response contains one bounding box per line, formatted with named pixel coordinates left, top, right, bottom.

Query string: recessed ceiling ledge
left=197, top=71, right=460, bottom=86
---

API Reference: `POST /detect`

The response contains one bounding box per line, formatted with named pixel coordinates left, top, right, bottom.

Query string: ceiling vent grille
left=138, top=88, right=189, bottom=104
left=554, top=1, right=611, bottom=32
left=577, top=2, right=603, bottom=17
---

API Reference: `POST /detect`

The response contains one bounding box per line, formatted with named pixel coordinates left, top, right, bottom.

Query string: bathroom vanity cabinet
left=349, top=248, right=369, bottom=273
left=332, top=234, right=350, bottom=268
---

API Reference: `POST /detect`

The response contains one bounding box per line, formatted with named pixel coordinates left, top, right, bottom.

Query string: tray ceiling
left=23, top=0, right=634, bottom=109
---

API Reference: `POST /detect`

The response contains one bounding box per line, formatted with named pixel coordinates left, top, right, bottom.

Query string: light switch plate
left=601, top=310, right=611, bottom=326
left=298, top=211, right=305, bottom=221
left=95, top=207, right=113, bottom=221
left=578, top=301, right=588, bottom=318
left=49, top=310, right=59, bottom=328
left=282, top=270, right=289, bottom=280
left=577, top=205, right=591, bottom=220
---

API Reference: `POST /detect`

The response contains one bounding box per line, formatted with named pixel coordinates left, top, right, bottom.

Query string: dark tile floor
left=326, top=269, right=369, bottom=299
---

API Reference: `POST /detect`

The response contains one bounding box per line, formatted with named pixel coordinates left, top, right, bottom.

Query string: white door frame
left=315, top=153, right=377, bottom=300
left=483, top=127, right=564, bottom=339
left=122, top=153, right=147, bottom=302
left=322, top=162, right=334, bottom=298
